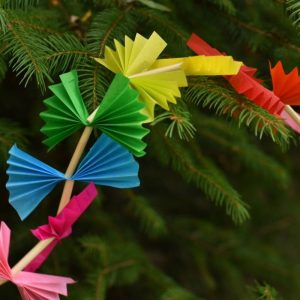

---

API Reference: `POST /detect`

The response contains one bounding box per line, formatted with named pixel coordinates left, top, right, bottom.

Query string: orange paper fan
left=270, top=61, right=300, bottom=106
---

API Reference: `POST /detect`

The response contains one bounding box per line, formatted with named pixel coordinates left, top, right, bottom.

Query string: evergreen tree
left=0, top=0, right=300, bottom=299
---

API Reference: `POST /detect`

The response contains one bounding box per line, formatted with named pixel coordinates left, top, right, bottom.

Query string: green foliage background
left=0, top=0, right=300, bottom=299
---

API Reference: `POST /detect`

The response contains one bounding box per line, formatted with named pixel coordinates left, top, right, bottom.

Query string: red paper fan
left=187, top=33, right=285, bottom=115
left=270, top=61, right=300, bottom=106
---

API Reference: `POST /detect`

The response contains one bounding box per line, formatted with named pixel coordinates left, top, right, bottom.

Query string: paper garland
left=6, top=134, right=139, bottom=220
left=3, top=31, right=295, bottom=300
left=40, top=70, right=149, bottom=157
left=0, top=222, right=74, bottom=300
left=25, top=183, right=98, bottom=272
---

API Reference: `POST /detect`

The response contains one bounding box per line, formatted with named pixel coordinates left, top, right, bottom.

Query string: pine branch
left=192, top=111, right=290, bottom=187
left=161, top=287, right=202, bottom=300
left=2, top=19, right=53, bottom=91
left=0, top=54, right=7, bottom=81
left=152, top=102, right=197, bottom=141
left=207, top=0, right=236, bottom=15
left=126, top=190, right=168, bottom=237
left=144, top=264, right=204, bottom=300
left=45, top=33, right=90, bottom=74
left=287, top=0, right=300, bottom=28
left=150, top=126, right=250, bottom=224
left=0, top=0, right=39, bottom=10
left=80, top=235, right=143, bottom=298
left=84, top=7, right=136, bottom=110
left=133, top=7, right=189, bottom=55
left=185, top=77, right=294, bottom=149
left=252, top=282, right=282, bottom=300
left=0, top=118, right=27, bottom=165
left=0, top=8, right=7, bottom=32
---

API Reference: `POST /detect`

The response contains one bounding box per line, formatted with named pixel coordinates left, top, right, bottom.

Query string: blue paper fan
left=6, top=135, right=140, bottom=220
left=6, top=145, right=65, bottom=220
left=73, top=134, right=140, bottom=187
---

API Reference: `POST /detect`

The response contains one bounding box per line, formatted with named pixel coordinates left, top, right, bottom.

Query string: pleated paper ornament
left=94, top=31, right=242, bottom=120
left=0, top=222, right=74, bottom=300
left=25, top=183, right=98, bottom=272
left=40, top=70, right=149, bottom=157
left=187, top=33, right=285, bottom=115
left=6, top=134, right=140, bottom=220
left=270, top=61, right=300, bottom=133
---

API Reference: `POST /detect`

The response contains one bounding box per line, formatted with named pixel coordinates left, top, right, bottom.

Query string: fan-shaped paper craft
left=40, top=70, right=149, bottom=157
left=0, top=222, right=74, bottom=300
left=94, top=31, right=188, bottom=120
left=187, top=33, right=285, bottom=115
left=25, top=183, right=98, bottom=272
left=6, top=145, right=65, bottom=220
left=73, top=133, right=140, bottom=187
left=270, top=61, right=300, bottom=106
left=90, top=73, right=149, bottom=157
left=6, top=134, right=140, bottom=220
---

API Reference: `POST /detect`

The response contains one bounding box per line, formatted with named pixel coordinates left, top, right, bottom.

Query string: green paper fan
left=40, top=70, right=149, bottom=156
left=40, top=71, right=89, bottom=149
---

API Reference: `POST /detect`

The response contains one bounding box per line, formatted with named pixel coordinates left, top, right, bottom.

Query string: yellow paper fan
left=94, top=32, right=187, bottom=120
left=94, top=31, right=242, bottom=120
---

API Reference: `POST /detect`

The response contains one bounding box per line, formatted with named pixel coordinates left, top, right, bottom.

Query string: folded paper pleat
left=41, top=71, right=149, bottom=156
left=270, top=61, right=300, bottom=106
left=94, top=31, right=188, bottom=120
left=187, top=33, right=285, bottom=115
left=6, top=134, right=140, bottom=220
left=0, top=222, right=74, bottom=300
left=25, top=183, right=98, bottom=272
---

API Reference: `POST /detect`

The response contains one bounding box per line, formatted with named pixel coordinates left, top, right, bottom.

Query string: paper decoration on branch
left=151, top=56, right=242, bottom=76
left=270, top=61, right=300, bottom=132
left=94, top=32, right=242, bottom=120
left=40, top=70, right=149, bottom=157
left=270, top=61, right=300, bottom=106
left=187, top=33, right=300, bottom=132
left=94, top=31, right=188, bottom=120
left=0, top=222, right=74, bottom=300
left=25, top=183, right=98, bottom=272
left=6, top=134, right=139, bottom=220
left=187, top=33, right=285, bottom=115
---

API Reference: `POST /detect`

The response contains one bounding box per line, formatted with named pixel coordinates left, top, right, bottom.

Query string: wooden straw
left=128, top=62, right=182, bottom=79
left=284, top=105, right=300, bottom=126
left=57, top=125, right=93, bottom=213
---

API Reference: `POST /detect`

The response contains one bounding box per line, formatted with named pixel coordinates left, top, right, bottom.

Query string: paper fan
left=270, top=61, right=300, bottom=106
left=94, top=31, right=188, bottom=120
left=40, top=70, right=149, bottom=156
left=0, top=222, right=74, bottom=300
left=73, top=133, right=140, bottom=187
left=94, top=31, right=243, bottom=119
left=25, top=183, right=98, bottom=272
left=40, top=70, right=89, bottom=149
left=6, top=145, right=65, bottom=220
left=90, top=73, right=149, bottom=157
left=186, top=33, right=285, bottom=115
left=6, top=134, right=140, bottom=220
